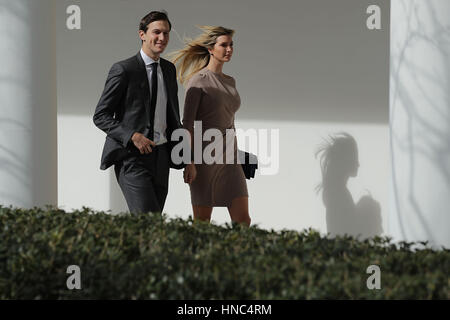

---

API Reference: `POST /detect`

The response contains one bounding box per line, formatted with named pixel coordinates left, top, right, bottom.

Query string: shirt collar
left=140, top=49, right=160, bottom=66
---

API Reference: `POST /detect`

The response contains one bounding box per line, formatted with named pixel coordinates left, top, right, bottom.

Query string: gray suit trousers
left=114, top=143, right=170, bottom=215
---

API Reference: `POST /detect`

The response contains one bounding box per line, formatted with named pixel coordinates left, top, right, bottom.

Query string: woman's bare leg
left=228, top=197, right=251, bottom=226
left=193, top=205, right=213, bottom=223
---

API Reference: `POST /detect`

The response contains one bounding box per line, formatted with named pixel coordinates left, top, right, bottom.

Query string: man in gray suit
left=93, top=11, right=184, bottom=214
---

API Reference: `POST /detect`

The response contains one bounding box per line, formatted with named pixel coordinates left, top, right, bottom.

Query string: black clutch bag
left=238, top=150, right=258, bottom=180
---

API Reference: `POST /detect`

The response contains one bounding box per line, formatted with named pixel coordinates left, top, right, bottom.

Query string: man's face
left=139, top=20, right=170, bottom=58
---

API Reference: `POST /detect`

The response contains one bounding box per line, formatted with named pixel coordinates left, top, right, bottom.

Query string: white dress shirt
left=140, top=49, right=168, bottom=145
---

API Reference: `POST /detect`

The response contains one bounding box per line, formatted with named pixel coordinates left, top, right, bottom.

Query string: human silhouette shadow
left=315, top=133, right=383, bottom=239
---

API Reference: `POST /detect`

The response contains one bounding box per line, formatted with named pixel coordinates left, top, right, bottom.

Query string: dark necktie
left=149, top=62, right=158, bottom=141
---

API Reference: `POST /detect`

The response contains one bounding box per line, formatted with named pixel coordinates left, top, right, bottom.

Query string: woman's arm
left=182, top=81, right=203, bottom=183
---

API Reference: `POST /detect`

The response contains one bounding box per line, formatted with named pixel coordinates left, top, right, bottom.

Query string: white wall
left=57, top=115, right=111, bottom=212
left=56, top=0, right=390, bottom=238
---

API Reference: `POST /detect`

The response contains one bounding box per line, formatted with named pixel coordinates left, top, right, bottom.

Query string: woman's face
left=209, top=35, right=234, bottom=63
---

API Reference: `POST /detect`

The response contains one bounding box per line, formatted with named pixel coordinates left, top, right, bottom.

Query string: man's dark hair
left=139, top=11, right=172, bottom=33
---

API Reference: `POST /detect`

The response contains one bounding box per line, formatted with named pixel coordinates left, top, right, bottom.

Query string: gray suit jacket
left=93, top=52, right=184, bottom=170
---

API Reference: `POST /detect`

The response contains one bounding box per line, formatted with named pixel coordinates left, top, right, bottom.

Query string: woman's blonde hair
left=168, top=25, right=235, bottom=85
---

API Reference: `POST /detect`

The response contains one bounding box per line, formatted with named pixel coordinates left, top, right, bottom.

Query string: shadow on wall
left=390, top=0, right=450, bottom=243
left=0, top=142, right=31, bottom=206
left=1, top=1, right=57, bottom=208
left=316, top=133, right=383, bottom=239
left=0, top=1, right=30, bottom=207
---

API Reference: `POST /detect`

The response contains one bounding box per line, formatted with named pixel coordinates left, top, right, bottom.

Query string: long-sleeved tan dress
left=182, top=67, right=248, bottom=207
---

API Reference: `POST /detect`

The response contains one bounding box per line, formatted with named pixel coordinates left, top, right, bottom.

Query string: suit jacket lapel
left=135, top=52, right=151, bottom=124
left=160, top=59, right=179, bottom=126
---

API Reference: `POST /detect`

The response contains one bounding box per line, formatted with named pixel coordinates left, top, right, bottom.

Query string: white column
left=389, top=0, right=450, bottom=248
left=0, top=0, right=57, bottom=208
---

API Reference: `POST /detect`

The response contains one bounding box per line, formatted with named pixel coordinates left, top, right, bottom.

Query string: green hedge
left=0, top=206, right=448, bottom=299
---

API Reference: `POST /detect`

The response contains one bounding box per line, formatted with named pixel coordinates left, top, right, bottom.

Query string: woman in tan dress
left=170, top=26, right=251, bottom=226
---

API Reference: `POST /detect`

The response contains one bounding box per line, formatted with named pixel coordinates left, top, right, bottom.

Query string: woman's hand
left=183, top=164, right=197, bottom=184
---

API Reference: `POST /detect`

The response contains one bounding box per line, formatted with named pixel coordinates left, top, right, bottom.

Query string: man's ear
left=138, top=30, right=145, bottom=41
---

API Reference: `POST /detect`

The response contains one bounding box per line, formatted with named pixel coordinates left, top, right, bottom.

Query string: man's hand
left=131, top=132, right=156, bottom=154
left=183, top=164, right=197, bottom=184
